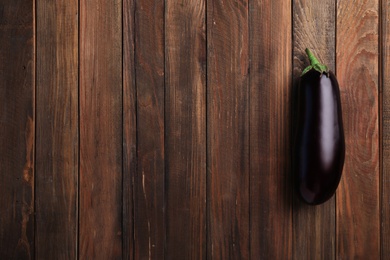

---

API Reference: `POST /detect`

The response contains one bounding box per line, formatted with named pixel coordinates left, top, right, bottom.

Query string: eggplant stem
left=301, top=48, right=329, bottom=76
left=305, top=48, right=319, bottom=66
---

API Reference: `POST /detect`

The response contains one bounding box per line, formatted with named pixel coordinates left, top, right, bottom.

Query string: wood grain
left=165, top=0, right=206, bottom=259
left=249, top=0, right=292, bottom=258
left=336, top=0, right=380, bottom=258
left=2, top=0, right=389, bottom=257
left=79, top=0, right=122, bottom=258
left=382, top=0, right=390, bottom=257
left=0, top=0, right=35, bottom=258
left=292, top=0, right=336, bottom=259
left=207, top=0, right=250, bottom=258
left=35, top=0, right=78, bottom=258
left=134, top=0, right=165, bottom=258
left=123, top=0, right=136, bottom=258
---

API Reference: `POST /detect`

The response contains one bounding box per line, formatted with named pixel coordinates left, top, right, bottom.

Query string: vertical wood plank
left=382, top=0, right=390, bottom=257
left=249, top=0, right=292, bottom=258
left=79, top=0, right=122, bottom=258
left=0, top=0, right=35, bottom=258
left=35, top=0, right=79, bottom=259
left=123, top=0, right=135, bottom=258
left=207, top=0, right=249, bottom=259
left=35, top=0, right=78, bottom=258
left=165, top=1, right=206, bottom=259
left=292, top=1, right=336, bottom=259
left=134, top=0, right=165, bottom=258
left=336, top=0, right=380, bottom=258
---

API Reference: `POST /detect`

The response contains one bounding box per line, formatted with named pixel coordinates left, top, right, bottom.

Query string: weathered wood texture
left=0, top=0, right=35, bottom=259
left=382, top=0, right=390, bottom=258
left=123, top=0, right=136, bottom=258
left=165, top=1, right=207, bottom=259
left=79, top=0, right=122, bottom=258
left=292, top=0, right=336, bottom=259
left=336, top=0, right=380, bottom=258
left=1, top=0, right=388, bottom=258
left=207, top=0, right=250, bottom=259
left=134, top=0, right=165, bottom=259
left=35, top=0, right=78, bottom=259
left=249, top=0, right=292, bottom=259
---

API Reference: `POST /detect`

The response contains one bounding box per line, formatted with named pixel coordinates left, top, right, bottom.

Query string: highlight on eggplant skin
left=292, top=49, right=345, bottom=205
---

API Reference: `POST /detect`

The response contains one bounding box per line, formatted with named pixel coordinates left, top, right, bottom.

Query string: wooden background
left=0, top=0, right=388, bottom=259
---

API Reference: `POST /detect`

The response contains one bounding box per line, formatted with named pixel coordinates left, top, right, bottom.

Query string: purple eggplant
left=293, top=48, right=345, bottom=205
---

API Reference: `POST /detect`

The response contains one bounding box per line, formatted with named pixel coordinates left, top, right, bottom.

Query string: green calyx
left=301, top=48, right=329, bottom=76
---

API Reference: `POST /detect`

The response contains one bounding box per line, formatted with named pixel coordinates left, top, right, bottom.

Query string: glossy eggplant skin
left=293, top=70, right=345, bottom=205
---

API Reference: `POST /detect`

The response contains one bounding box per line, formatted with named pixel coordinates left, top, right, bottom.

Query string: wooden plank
left=382, top=0, right=390, bottom=257
left=336, top=0, right=380, bottom=258
left=165, top=1, right=206, bottom=259
left=123, top=0, right=136, bottom=258
left=207, top=0, right=249, bottom=259
left=79, top=0, right=122, bottom=258
left=292, top=0, right=336, bottom=259
left=134, top=0, right=165, bottom=258
left=249, top=0, right=292, bottom=258
left=0, top=0, right=35, bottom=258
left=35, top=0, right=78, bottom=258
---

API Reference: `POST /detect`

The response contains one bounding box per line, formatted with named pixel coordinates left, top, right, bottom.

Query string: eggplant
left=293, top=48, right=345, bottom=205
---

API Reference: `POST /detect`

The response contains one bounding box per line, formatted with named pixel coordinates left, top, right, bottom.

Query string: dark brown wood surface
left=35, top=0, right=78, bottom=259
left=292, top=1, right=336, bottom=259
left=134, top=0, right=165, bottom=259
left=382, top=0, right=390, bottom=258
left=79, top=0, right=122, bottom=258
left=207, top=0, right=250, bottom=259
left=165, top=0, right=207, bottom=259
left=0, top=0, right=388, bottom=259
left=336, top=0, right=380, bottom=258
left=0, top=0, right=34, bottom=259
left=123, top=0, right=136, bottom=258
left=249, top=0, right=292, bottom=258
